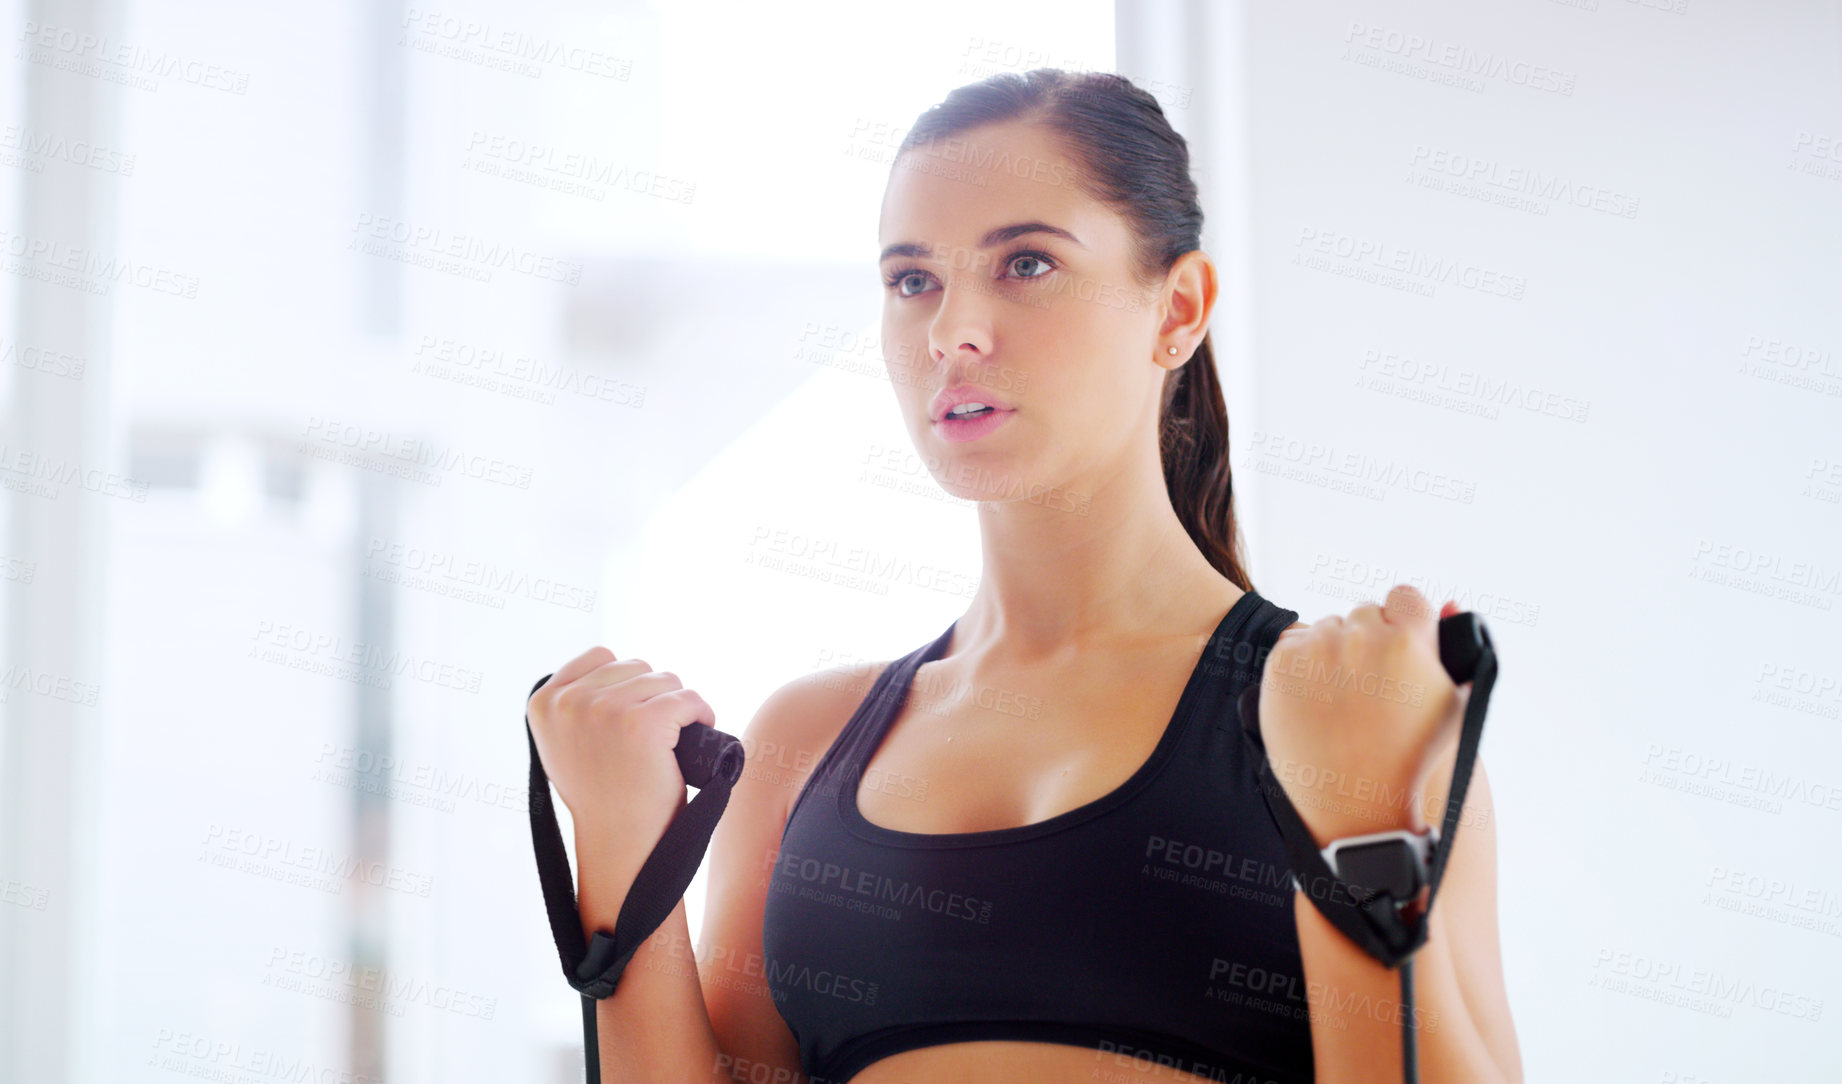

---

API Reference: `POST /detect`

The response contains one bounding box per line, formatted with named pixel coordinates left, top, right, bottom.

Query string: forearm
left=575, top=793, right=729, bottom=1082
left=1293, top=886, right=1509, bottom=1083
left=1280, top=760, right=1511, bottom=1084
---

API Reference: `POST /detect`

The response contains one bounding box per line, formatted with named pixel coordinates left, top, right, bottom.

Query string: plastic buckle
left=1323, top=827, right=1436, bottom=905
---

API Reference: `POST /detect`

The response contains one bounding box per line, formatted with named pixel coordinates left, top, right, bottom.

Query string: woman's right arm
left=573, top=792, right=725, bottom=1082
left=546, top=656, right=878, bottom=1082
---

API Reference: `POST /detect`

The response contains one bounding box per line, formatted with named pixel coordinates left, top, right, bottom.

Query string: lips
left=933, top=404, right=1016, bottom=443
left=929, top=384, right=1015, bottom=422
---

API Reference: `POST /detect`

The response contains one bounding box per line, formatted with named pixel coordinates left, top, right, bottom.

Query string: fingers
left=612, top=673, right=713, bottom=729
left=1345, top=585, right=1444, bottom=651
left=1289, top=585, right=1457, bottom=658
left=550, top=645, right=618, bottom=688
left=1345, top=603, right=1385, bottom=631
left=660, top=688, right=717, bottom=731
left=533, top=647, right=647, bottom=717
left=1383, top=583, right=1441, bottom=629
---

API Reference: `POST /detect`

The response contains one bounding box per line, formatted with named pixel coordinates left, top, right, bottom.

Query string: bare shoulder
left=736, top=659, right=895, bottom=821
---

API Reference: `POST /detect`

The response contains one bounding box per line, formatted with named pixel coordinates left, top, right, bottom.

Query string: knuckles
left=534, top=655, right=684, bottom=734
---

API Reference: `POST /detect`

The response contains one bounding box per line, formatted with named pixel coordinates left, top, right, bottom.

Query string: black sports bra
left=760, top=589, right=1316, bottom=1083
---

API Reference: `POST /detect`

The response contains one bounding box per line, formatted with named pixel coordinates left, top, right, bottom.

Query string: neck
left=951, top=437, right=1240, bottom=663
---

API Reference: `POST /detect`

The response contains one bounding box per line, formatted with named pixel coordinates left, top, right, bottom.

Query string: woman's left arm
left=1290, top=749, right=1523, bottom=1084
left=1258, top=584, right=1523, bottom=1083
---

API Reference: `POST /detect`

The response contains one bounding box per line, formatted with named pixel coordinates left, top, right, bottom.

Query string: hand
left=526, top=646, right=713, bottom=842
left=1257, top=584, right=1469, bottom=846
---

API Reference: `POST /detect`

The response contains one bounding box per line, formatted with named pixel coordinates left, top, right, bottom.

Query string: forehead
left=877, top=119, right=1113, bottom=253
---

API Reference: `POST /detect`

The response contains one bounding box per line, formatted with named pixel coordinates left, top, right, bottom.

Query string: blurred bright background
left=1, top=0, right=1838, bottom=1081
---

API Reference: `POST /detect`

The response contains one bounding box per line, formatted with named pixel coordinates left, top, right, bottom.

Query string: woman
left=528, top=69, right=1522, bottom=1083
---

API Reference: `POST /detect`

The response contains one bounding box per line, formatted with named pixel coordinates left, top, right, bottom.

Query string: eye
left=885, top=268, right=935, bottom=298
left=1005, top=251, right=1056, bottom=279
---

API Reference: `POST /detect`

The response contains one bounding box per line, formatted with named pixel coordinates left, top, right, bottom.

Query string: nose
left=926, top=270, right=995, bottom=368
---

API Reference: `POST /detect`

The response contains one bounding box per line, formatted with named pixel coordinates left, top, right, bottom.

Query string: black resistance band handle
left=1238, top=612, right=1498, bottom=1084
left=523, top=672, right=747, bottom=1083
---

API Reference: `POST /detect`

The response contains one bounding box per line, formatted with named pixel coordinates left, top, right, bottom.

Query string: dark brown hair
left=892, top=68, right=1251, bottom=591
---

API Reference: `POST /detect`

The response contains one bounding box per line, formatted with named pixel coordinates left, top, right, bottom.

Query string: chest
left=853, top=643, right=1205, bottom=836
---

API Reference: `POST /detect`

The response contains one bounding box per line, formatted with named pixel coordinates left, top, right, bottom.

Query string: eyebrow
left=878, top=221, right=1085, bottom=264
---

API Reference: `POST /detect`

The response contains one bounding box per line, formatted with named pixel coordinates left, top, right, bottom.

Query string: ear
left=1155, top=249, right=1219, bottom=372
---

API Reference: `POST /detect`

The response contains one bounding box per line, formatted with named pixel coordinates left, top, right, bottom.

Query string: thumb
left=1383, top=583, right=1440, bottom=640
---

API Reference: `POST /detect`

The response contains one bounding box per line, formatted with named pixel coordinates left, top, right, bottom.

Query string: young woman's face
left=877, top=118, right=1168, bottom=507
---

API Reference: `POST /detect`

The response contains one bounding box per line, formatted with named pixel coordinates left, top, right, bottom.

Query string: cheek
left=881, top=315, right=924, bottom=374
